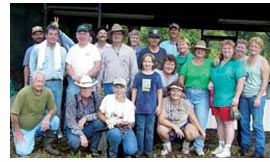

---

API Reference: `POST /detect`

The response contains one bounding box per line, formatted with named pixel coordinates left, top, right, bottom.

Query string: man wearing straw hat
left=65, top=76, right=105, bottom=156
left=97, top=23, right=138, bottom=97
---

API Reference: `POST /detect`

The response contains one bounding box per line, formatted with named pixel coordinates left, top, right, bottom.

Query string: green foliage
left=137, top=27, right=269, bottom=60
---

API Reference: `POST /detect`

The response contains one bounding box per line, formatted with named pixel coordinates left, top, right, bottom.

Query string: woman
left=175, top=37, right=194, bottom=74
left=179, top=40, right=212, bottom=156
left=210, top=40, right=246, bottom=158
left=129, top=29, right=143, bottom=59
left=155, top=54, right=179, bottom=97
left=239, top=37, right=269, bottom=158
left=157, top=81, right=206, bottom=156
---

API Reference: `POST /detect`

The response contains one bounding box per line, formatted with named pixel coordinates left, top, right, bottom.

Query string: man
left=11, top=71, right=60, bottom=157
left=160, top=23, right=181, bottom=56
left=137, top=29, right=167, bottom=70
left=29, top=25, right=67, bottom=137
left=22, top=25, right=44, bottom=87
left=98, top=78, right=138, bottom=158
left=66, top=24, right=101, bottom=101
left=97, top=23, right=138, bottom=96
left=95, top=27, right=111, bottom=55
left=65, top=76, right=104, bottom=156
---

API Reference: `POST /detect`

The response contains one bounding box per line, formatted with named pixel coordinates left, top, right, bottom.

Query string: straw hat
left=191, top=40, right=210, bottom=53
left=108, top=23, right=128, bottom=37
left=74, top=76, right=97, bottom=88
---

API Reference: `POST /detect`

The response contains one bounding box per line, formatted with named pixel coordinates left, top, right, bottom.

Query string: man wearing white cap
left=160, top=23, right=181, bottom=56
left=97, top=78, right=138, bottom=157
left=65, top=76, right=104, bottom=156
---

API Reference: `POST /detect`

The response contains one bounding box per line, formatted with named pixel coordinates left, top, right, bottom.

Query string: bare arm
left=66, top=63, right=81, bottom=83
left=10, top=113, right=24, bottom=143
left=178, top=75, right=185, bottom=85
left=156, top=89, right=163, bottom=115
left=23, top=65, right=30, bottom=87
left=41, top=109, right=56, bottom=131
left=97, top=110, right=107, bottom=123
left=131, top=88, right=137, bottom=105
left=231, top=77, right=246, bottom=106
left=254, top=58, right=270, bottom=107
left=86, top=60, right=101, bottom=77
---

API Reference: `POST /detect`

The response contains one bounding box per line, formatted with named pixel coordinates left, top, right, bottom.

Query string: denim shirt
left=65, top=92, right=101, bottom=136
left=59, top=30, right=75, bottom=52
left=29, top=42, right=67, bottom=81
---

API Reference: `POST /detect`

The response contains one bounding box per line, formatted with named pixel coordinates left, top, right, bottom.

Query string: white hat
left=75, top=76, right=98, bottom=88
left=113, top=78, right=127, bottom=87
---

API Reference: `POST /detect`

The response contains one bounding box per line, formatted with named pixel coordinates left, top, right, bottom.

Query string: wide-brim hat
left=108, top=23, right=128, bottom=38
left=191, top=40, right=210, bottom=53
left=75, top=76, right=98, bottom=88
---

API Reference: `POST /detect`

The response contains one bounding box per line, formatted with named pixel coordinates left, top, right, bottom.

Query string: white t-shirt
left=99, top=94, right=135, bottom=123
left=66, top=43, right=101, bottom=77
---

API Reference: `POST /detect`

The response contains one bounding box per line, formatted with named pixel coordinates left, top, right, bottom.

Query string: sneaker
left=58, top=130, right=63, bottom=139
left=182, top=140, right=190, bottom=155
left=211, top=145, right=224, bottom=155
left=160, top=142, right=172, bottom=155
left=216, top=149, right=231, bottom=158
left=195, top=148, right=205, bottom=156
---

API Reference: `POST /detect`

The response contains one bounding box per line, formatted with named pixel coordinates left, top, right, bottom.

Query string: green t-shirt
left=211, top=60, right=246, bottom=107
left=11, top=86, right=56, bottom=130
left=176, top=52, right=194, bottom=74
left=180, top=58, right=212, bottom=89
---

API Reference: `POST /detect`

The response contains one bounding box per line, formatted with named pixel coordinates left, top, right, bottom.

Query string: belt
left=47, top=78, right=61, bottom=81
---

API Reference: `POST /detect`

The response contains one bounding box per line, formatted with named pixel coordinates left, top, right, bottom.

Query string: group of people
left=10, top=18, right=270, bottom=158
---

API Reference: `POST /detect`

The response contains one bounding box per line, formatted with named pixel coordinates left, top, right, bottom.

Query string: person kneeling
left=65, top=76, right=105, bottom=156
left=11, top=71, right=60, bottom=157
left=157, top=82, right=206, bottom=156
left=98, top=78, right=138, bottom=158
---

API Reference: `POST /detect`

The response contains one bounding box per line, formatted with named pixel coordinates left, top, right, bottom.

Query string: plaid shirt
left=65, top=92, right=101, bottom=136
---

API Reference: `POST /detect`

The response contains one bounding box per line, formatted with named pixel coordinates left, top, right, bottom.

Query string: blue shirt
left=160, top=40, right=179, bottom=56
left=133, top=72, right=163, bottom=114
left=23, top=45, right=35, bottom=66
left=59, top=30, right=75, bottom=52
left=137, top=47, right=167, bottom=70
left=29, top=42, right=67, bottom=80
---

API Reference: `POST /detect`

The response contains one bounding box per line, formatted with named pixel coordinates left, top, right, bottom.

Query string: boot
left=43, top=130, right=61, bottom=156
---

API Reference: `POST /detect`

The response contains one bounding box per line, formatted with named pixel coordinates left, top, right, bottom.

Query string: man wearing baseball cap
left=160, top=22, right=181, bottom=56
left=137, top=29, right=167, bottom=70
left=66, top=24, right=101, bottom=101
left=22, top=25, right=44, bottom=87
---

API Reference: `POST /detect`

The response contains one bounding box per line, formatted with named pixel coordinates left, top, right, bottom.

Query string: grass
left=10, top=129, right=270, bottom=158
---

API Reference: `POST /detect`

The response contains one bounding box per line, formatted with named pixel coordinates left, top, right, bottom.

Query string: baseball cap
left=169, top=23, right=180, bottom=30
left=32, top=26, right=43, bottom=34
left=77, top=24, right=89, bottom=32
left=148, top=29, right=161, bottom=38
left=113, top=78, right=127, bottom=87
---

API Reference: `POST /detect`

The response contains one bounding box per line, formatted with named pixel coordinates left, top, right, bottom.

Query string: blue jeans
left=66, top=77, right=80, bottom=101
left=102, top=83, right=131, bottom=99
left=135, top=113, right=156, bottom=155
left=64, top=119, right=105, bottom=152
left=45, top=80, right=63, bottom=118
left=185, top=88, right=209, bottom=150
left=239, top=95, right=266, bottom=156
left=13, top=116, right=59, bottom=157
left=106, top=127, right=138, bottom=158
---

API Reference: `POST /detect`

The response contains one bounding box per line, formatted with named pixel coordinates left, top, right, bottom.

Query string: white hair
left=32, top=70, right=45, bottom=81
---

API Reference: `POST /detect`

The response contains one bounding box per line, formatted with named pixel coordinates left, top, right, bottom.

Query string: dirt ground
left=10, top=129, right=270, bottom=158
